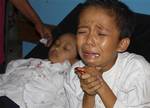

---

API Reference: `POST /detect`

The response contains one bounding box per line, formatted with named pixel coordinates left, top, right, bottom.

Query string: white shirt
left=0, top=58, right=71, bottom=108
left=64, top=52, right=150, bottom=108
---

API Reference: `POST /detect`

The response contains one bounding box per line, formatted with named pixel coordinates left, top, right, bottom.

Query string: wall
left=28, top=0, right=85, bottom=25
left=28, top=0, right=150, bottom=25
left=23, top=0, right=150, bottom=57
left=122, top=0, right=150, bottom=15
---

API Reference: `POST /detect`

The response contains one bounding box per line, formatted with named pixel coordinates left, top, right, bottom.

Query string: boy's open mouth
left=82, top=51, right=100, bottom=58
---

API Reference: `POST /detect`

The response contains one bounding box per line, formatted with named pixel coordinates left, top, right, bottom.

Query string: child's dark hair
left=80, top=0, right=135, bottom=38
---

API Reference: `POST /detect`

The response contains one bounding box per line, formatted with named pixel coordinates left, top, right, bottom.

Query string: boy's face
left=48, top=34, right=77, bottom=64
left=77, top=6, right=127, bottom=71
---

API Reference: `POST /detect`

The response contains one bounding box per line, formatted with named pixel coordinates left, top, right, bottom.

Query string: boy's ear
left=116, top=37, right=130, bottom=52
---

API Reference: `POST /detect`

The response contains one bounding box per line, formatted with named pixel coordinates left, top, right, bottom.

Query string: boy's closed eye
left=97, top=32, right=107, bottom=36
left=77, top=31, right=86, bottom=34
left=97, top=29, right=108, bottom=37
left=77, top=31, right=87, bottom=35
left=77, top=28, right=89, bottom=35
left=96, top=25, right=109, bottom=36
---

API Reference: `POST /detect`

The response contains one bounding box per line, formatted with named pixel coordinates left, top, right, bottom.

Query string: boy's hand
left=75, top=66, right=104, bottom=96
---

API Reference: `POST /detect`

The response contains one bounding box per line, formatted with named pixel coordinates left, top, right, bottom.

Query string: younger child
left=0, top=33, right=78, bottom=108
left=64, top=0, right=150, bottom=108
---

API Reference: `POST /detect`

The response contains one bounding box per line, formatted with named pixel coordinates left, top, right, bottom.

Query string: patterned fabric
left=0, top=58, right=71, bottom=108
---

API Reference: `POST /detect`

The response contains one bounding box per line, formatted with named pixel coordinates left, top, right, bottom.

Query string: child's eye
left=98, top=33, right=106, bottom=36
left=77, top=28, right=88, bottom=35
left=77, top=31, right=86, bottom=34
left=54, top=41, right=60, bottom=46
left=97, top=31, right=107, bottom=36
left=64, top=45, right=71, bottom=51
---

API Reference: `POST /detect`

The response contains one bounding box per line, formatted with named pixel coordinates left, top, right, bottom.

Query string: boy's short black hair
left=80, top=0, right=135, bottom=38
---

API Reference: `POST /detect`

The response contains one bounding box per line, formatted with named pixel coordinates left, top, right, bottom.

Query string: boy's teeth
left=95, top=54, right=99, bottom=57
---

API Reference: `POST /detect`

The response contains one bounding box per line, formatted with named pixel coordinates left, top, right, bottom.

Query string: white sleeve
left=113, top=76, right=150, bottom=108
left=113, top=100, right=126, bottom=108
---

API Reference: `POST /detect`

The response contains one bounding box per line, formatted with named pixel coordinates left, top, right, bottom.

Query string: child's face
left=48, top=34, right=77, bottom=64
left=77, top=6, right=126, bottom=71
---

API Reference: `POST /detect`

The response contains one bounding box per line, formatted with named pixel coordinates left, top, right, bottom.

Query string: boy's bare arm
left=96, top=78, right=117, bottom=108
left=83, top=93, right=95, bottom=108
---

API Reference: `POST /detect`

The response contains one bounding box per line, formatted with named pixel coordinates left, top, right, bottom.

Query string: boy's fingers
left=87, top=79, right=101, bottom=88
left=95, top=66, right=102, bottom=70
left=81, top=75, right=104, bottom=91
left=81, top=84, right=97, bottom=95
left=90, top=84, right=102, bottom=91
left=82, top=76, right=97, bottom=84
left=81, top=73, right=91, bottom=79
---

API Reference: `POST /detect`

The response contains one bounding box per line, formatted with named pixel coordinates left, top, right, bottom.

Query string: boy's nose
left=85, top=34, right=96, bottom=46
